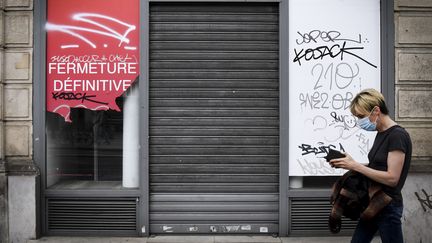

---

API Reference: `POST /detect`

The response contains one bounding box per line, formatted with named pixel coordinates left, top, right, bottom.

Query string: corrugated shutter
left=149, top=3, right=279, bottom=234
left=46, top=198, right=137, bottom=233
left=290, top=198, right=357, bottom=235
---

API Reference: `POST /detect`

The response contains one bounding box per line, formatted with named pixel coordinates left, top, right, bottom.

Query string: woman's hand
left=329, top=150, right=405, bottom=188
left=329, top=152, right=360, bottom=171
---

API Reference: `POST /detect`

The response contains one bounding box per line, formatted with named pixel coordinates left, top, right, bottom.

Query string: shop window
left=46, top=98, right=123, bottom=188
left=44, top=0, right=140, bottom=190
left=46, top=88, right=139, bottom=189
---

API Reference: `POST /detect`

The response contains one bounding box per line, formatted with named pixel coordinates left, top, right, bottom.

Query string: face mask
left=357, top=108, right=377, bottom=131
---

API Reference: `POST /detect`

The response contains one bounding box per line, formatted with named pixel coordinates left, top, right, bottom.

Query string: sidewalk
left=28, top=236, right=382, bottom=243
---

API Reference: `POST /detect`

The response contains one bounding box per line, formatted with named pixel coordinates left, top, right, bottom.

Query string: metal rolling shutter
left=149, top=3, right=279, bottom=234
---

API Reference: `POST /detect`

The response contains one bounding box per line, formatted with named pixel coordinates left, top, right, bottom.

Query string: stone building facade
left=0, top=0, right=431, bottom=242
left=0, top=0, right=37, bottom=243
left=395, top=1, right=432, bottom=242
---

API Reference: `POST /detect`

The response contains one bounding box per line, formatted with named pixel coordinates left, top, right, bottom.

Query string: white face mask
left=357, top=107, right=377, bottom=131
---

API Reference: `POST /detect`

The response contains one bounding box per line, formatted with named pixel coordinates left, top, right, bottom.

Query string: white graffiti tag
left=46, top=13, right=136, bottom=49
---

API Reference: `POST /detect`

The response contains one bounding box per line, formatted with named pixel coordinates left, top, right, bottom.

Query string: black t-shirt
left=367, top=125, right=412, bottom=203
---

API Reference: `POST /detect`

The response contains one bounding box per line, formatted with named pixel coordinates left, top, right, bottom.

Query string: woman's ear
left=373, top=106, right=381, bottom=115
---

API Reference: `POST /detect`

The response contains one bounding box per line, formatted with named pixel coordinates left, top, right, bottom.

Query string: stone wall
left=395, top=0, right=432, bottom=171
left=402, top=174, right=432, bottom=243
left=395, top=0, right=432, bottom=242
left=2, top=0, right=33, bottom=160
left=0, top=0, right=35, bottom=242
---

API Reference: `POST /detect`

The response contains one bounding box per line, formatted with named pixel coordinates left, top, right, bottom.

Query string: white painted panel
left=288, top=0, right=381, bottom=176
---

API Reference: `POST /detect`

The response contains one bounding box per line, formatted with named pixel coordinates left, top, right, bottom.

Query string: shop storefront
left=30, top=0, right=397, bottom=237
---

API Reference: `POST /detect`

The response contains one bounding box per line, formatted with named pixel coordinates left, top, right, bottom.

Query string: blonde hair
left=350, top=88, right=388, bottom=117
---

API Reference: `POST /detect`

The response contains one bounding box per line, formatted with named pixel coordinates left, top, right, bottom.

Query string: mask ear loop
left=370, top=106, right=379, bottom=125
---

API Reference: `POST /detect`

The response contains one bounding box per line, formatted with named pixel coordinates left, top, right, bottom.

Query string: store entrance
left=148, top=2, right=280, bottom=234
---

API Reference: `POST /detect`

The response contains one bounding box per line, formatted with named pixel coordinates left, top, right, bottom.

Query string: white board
left=288, top=0, right=381, bottom=176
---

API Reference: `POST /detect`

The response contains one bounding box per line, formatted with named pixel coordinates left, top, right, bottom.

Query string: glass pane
left=44, top=0, right=140, bottom=190
left=302, top=176, right=339, bottom=188
left=289, top=176, right=340, bottom=189
left=46, top=97, right=127, bottom=189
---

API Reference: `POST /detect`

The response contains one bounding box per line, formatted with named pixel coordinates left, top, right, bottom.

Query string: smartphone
left=325, top=148, right=346, bottom=162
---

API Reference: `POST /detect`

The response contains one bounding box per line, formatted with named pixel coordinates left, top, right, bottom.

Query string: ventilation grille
left=290, top=198, right=357, bottom=235
left=47, top=198, right=137, bottom=232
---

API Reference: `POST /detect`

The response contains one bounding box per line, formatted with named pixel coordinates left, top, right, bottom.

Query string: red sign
left=46, top=0, right=139, bottom=122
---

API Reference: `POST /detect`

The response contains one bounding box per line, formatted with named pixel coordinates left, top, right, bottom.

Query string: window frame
left=34, top=0, right=149, bottom=236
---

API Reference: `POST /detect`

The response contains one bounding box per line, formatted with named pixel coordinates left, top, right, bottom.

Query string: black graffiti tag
left=298, top=142, right=345, bottom=156
left=52, top=92, right=109, bottom=105
left=415, top=189, right=432, bottom=212
left=295, top=30, right=362, bottom=45
left=293, top=41, right=377, bottom=68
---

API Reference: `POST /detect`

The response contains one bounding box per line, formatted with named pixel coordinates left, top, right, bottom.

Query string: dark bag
left=328, top=170, right=370, bottom=233
left=328, top=170, right=392, bottom=233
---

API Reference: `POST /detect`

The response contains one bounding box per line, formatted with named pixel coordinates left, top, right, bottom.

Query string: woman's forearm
left=353, top=163, right=399, bottom=187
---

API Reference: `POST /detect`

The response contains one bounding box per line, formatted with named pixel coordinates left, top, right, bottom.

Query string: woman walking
left=330, top=88, right=412, bottom=243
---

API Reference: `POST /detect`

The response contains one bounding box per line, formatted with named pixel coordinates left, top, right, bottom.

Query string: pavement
left=28, top=236, right=382, bottom=243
